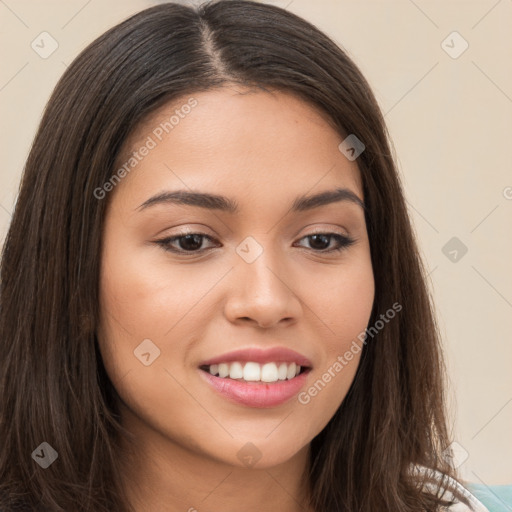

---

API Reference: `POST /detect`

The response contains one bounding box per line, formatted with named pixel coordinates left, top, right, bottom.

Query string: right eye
left=154, top=232, right=220, bottom=254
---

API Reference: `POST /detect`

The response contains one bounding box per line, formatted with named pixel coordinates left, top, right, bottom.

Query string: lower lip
left=199, top=369, right=310, bottom=408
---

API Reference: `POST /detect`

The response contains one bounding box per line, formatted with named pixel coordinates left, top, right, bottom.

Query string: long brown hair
left=0, top=1, right=471, bottom=510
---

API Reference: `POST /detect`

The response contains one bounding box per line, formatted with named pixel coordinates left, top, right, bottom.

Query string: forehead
left=111, top=86, right=363, bottom=207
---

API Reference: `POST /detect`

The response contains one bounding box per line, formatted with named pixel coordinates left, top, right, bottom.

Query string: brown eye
left=295, top=233, right=356, bottom=253
left=155, top=231, right=356, bottom=256
left=155, top=233, right=219, bottom=253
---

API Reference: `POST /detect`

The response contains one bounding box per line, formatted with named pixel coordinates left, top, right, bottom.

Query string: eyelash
left=154, top=231, right=356, bottom=255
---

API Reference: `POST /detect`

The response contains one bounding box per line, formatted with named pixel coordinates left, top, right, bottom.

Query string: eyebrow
left=136, top=187, right=365, bottom=213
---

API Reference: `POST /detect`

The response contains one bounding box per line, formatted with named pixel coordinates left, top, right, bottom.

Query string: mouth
left=199, top=361, right=310, bottom=383
left=197, top=347, right=312, bottom=408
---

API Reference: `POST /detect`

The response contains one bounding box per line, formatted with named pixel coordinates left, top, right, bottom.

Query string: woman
left=0, top=1, right=489, bottom=510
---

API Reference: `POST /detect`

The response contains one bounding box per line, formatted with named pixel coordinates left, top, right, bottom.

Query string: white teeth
left=277, top=363, right=288, bottom=380
left=218, top=363, right=229, bottom=378
left=206, top=361, right=303, bottom=383
left=229, top=362, right=243, bottom=379
left=261, top=362, right=278, bottom=382
left=243, top=362, right=261, bottom=381
left=286, top=362, right=297, bottom=380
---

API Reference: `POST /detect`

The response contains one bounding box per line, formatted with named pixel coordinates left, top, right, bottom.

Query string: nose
left=223, top=246, right=303, bottom=329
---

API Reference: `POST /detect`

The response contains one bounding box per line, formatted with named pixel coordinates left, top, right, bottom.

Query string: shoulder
left=409, top=464, right=490, bottom=512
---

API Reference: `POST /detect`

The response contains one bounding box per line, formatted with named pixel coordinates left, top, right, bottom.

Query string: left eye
left=155, top=232, right=356, bottom=254
left=294, top=233, right=356, bottom=252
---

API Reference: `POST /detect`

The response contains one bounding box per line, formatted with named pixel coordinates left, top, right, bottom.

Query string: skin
left=97, top=85, right=375, bottom=512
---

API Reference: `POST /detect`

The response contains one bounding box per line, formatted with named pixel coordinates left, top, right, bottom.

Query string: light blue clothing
left=466, top=483, right=512, bottom=512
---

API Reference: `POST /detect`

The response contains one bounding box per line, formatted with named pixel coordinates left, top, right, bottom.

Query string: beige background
left=1, top=0, right=510, bottom=486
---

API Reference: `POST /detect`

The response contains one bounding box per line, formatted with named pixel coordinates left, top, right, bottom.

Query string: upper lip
left=199, top=347, right=312, bottom=368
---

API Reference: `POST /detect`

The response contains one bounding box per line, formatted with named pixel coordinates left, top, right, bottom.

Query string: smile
left=200, top=361, right=305, bottom=383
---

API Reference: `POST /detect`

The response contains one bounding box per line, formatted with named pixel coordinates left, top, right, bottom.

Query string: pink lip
left=199, top=369, right=310, bottom=408
left=199, top=347, right=312, bottom=368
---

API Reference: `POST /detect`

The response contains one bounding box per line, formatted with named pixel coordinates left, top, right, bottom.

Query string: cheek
left=98, top=234, right=216, bottom=339
left=96, top=244, right=211, bottom=435
left=316, top=252, right=375, bottom=350
left=334, top=273, right=374, bottom=347
left=300, top=253, right=374, bottom=413
left=96, top=232, right=174, bottom=381
left=96, top=233, right=233, bottom=393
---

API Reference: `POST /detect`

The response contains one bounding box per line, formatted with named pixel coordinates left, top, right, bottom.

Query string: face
left=97, top=86, right=374, bottom=470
